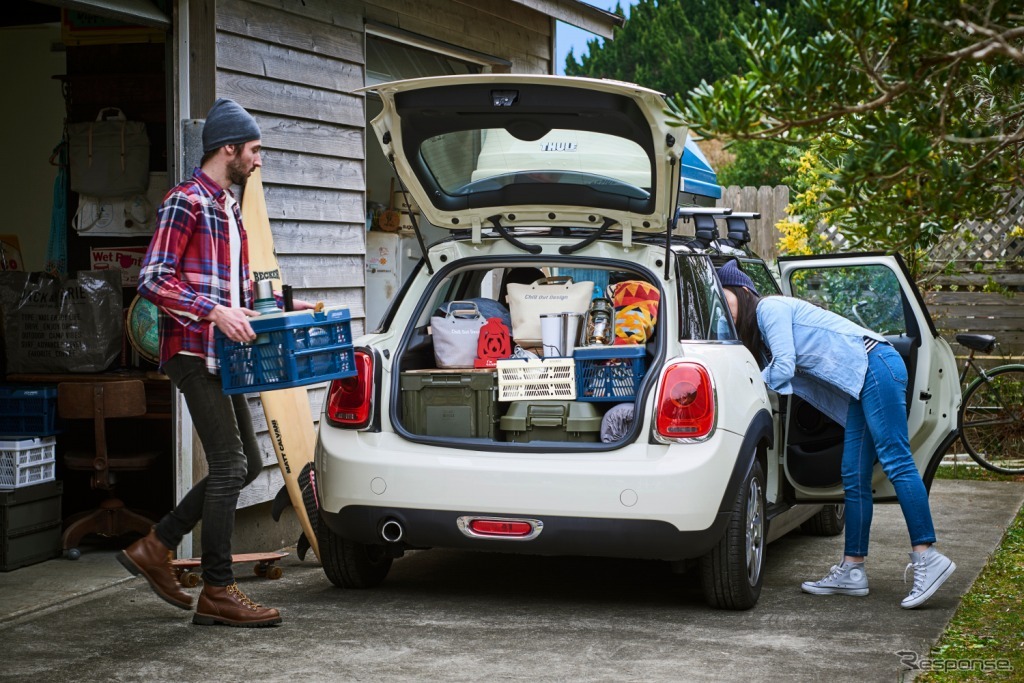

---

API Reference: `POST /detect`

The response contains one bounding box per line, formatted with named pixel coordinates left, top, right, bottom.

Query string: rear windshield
left=420, top=129, right=652, bottom=200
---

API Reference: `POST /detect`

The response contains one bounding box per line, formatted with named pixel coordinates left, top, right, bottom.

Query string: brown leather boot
left=192, top=583, right=282, bottom=627
left=116, top=528, right=193, bottom=610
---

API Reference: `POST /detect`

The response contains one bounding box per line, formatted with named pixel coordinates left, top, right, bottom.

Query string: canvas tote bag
left=431, top=301, right=487, bottom=368
left=505, top=276, right=593, bottom=345
left=68, top=107, right=150, bottom=197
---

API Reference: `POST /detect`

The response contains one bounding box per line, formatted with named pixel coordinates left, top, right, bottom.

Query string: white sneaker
left=902, top=547, right=956, bottom=609
left=801, top=561, right=869, bottom=596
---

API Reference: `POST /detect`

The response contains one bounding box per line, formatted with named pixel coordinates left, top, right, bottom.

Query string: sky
left=555, top=1, right=635, bottom=75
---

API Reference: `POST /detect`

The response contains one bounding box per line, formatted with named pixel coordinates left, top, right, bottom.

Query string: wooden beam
left=507, top=0, right=622, bottom=39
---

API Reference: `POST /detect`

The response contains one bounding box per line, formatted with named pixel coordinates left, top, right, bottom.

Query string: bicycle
left=954, top=333, right=1024, bottom=475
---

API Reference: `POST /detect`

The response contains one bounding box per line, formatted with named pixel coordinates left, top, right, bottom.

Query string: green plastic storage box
left=500, top=401, right=602, bottom=442
left=400, top=369, right=499, bottom=439
left=1, top=480, right=63, bottom=571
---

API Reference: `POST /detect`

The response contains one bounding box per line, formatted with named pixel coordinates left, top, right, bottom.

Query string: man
left=123, top=98, right=305, bottom=627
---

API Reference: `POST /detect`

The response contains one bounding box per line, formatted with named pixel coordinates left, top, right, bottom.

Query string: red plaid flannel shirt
left=138, top=168, right=253, bottom=373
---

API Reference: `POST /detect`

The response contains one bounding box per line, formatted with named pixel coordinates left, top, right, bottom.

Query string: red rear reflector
left=655, top=362, right=715, bottom=440
left=469, top=519, right=533, bottom=537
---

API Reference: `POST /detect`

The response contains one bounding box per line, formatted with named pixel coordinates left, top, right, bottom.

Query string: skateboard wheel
left=253, top=563, right=267, bottom=578
left=181, top=572, right=201, bottom=588
left=67, top=548, right=81, bottom=561
left=267, top=566, right=283, bottom=580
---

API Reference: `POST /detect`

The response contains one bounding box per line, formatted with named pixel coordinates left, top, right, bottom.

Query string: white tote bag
left=505, top=277, right=593, bottom=345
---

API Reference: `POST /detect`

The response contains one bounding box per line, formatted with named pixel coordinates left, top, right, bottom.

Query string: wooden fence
left=716, top=185, right=789, bottom=262
left=923, top=189, right=1024, bottom=361
left=728, top=186, right=1024, bottom=361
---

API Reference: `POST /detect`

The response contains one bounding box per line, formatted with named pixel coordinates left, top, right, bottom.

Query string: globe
left=126, top=294, right=159, bottom=364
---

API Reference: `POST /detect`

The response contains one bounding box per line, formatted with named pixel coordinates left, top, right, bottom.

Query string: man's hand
left=291, top=297, right=317, bottom=311
left=208, top=304, right=260, bottom=342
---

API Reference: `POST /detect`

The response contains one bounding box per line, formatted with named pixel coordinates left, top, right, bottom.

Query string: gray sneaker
left=801, top=561, right=869, bottom=596
left=902, top=547, right=956, bottom=609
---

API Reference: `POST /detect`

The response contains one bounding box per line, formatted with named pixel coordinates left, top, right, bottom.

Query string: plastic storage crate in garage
left=0, top=436, right=57, bottom=489
left=0, top=385, right=59, bottom=436
left=1, top=480, right=63, bottom=571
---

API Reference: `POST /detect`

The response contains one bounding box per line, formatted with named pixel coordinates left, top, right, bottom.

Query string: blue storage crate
left=0, top=386, right=60, bottom=436
left=215, top=307, right=357, bottom=395
left=573, top=346, right=646, bottom=402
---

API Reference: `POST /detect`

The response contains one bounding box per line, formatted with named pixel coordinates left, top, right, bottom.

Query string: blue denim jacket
left=757, top=296, right=887, bottom=425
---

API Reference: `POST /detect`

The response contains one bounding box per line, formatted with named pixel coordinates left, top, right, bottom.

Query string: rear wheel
left=317, top=520, right=393, bottom=588
left=959, top=365, right=1024, bottom=475
left=801, top=504, right=845, bottom=536
left=700, top=459, right=766, bottom=610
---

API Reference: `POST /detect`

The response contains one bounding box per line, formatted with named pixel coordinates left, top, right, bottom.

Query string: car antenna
left=389, top=155, right=434, bottom=275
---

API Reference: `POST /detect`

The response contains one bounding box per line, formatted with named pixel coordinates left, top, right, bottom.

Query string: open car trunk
left=386, top=256, right=663, bottom=450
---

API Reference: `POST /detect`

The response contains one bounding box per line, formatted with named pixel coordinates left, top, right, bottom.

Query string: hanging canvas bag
left=431, top=301, right=487, bottom=368
left=68, top=108, right=150, bottom=197
left=505, top=276, right=593, bottom=346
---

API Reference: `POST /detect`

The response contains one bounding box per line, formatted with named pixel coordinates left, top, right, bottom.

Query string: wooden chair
left=58, top=380, right=159, bottom=558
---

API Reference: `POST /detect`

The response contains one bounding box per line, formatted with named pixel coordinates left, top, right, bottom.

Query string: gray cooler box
left=500, top=400, right=602, bottom=443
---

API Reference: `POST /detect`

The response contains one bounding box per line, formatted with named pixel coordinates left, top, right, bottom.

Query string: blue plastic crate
left=573, top=345, right=646, bottom=402
left=0, top=386, right=60, bottom=436
left=215, top=307, right=356, bottom=395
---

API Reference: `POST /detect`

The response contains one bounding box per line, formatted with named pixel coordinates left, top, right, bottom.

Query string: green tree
left=565, top=0, right=812, bottom=101
left=566, top=0, right=817, bottom=189
left=672, top=0, right=1024, bottom=264
left=716, top=140, right=800, bottom=187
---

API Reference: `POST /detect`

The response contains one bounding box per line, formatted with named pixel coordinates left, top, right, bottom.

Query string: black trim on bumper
left=320, top=505, right=731, bottom=561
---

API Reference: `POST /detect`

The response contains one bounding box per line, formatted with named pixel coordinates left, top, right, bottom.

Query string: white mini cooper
left=312, top=75, right=960, bottom=609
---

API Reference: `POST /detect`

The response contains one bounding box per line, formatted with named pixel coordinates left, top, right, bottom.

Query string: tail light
left=655, top=362, right=715, bottom=441
left=325, top=350, right=374, bottom=429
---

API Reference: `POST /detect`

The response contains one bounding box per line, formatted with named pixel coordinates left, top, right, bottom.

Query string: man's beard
left=227, top=152, right=250, bottom=186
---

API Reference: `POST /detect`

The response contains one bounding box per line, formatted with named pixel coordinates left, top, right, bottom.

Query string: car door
left=774, top=253, right=960, bottom=501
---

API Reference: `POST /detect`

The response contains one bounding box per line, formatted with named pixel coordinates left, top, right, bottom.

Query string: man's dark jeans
left=155, top=354, right=262, bottom=586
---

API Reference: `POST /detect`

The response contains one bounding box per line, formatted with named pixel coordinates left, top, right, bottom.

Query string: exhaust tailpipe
left=380, top=519, right=403, bottom=543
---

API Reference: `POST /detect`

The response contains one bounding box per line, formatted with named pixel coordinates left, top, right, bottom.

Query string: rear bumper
left=320, top=505, right=731, bottom=561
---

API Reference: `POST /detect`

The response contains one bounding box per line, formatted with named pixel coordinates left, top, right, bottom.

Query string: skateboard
left=170, top=551, right=288, bottom=587
left=242, top=167, right=321, bottom=562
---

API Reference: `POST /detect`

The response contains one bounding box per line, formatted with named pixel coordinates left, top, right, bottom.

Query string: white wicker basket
left=496, top=358, right=576, bottom=401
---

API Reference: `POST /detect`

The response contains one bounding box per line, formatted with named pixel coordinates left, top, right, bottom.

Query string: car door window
left=787, top=265, right=907, bottom=336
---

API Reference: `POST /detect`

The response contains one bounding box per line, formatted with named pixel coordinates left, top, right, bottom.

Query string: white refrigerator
left=364, top=230, right=423, bottom=331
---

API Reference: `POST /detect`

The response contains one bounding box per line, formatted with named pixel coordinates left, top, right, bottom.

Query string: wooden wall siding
left=216, top=0, right=367, bottom=507
left=364, top=0, right=552, bottom=72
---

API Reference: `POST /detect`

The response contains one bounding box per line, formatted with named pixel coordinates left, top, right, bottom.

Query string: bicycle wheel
left=959, top=364, right=1024, bottom=475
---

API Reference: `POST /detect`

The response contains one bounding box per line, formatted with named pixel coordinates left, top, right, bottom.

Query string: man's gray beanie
left=202, top=98, right=261, bottom=152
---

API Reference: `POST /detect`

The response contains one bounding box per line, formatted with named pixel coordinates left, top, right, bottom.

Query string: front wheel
left=959, top=365, right=1024, bottom=475
left=317, top=519, right=393, bottom=589
left=700, top=459, right=766, bottom=610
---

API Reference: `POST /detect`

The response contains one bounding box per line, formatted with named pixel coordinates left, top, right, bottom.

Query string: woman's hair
left=726, top=285, right=765, bottom=365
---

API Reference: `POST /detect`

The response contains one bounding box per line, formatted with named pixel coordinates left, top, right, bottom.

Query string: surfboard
left=242, top=166, right=321, bottom=561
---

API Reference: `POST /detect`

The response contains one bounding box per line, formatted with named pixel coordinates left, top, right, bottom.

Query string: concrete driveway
left=1, top=478, right=1021, bottom=683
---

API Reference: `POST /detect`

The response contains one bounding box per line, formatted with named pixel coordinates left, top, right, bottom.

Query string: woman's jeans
left=155, top=354, right=263, bottom=585
left=843, top=344, right=937, bottom=557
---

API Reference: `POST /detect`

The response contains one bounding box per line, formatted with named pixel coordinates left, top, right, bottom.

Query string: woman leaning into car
left=716, top=259, right=956, bottom=609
